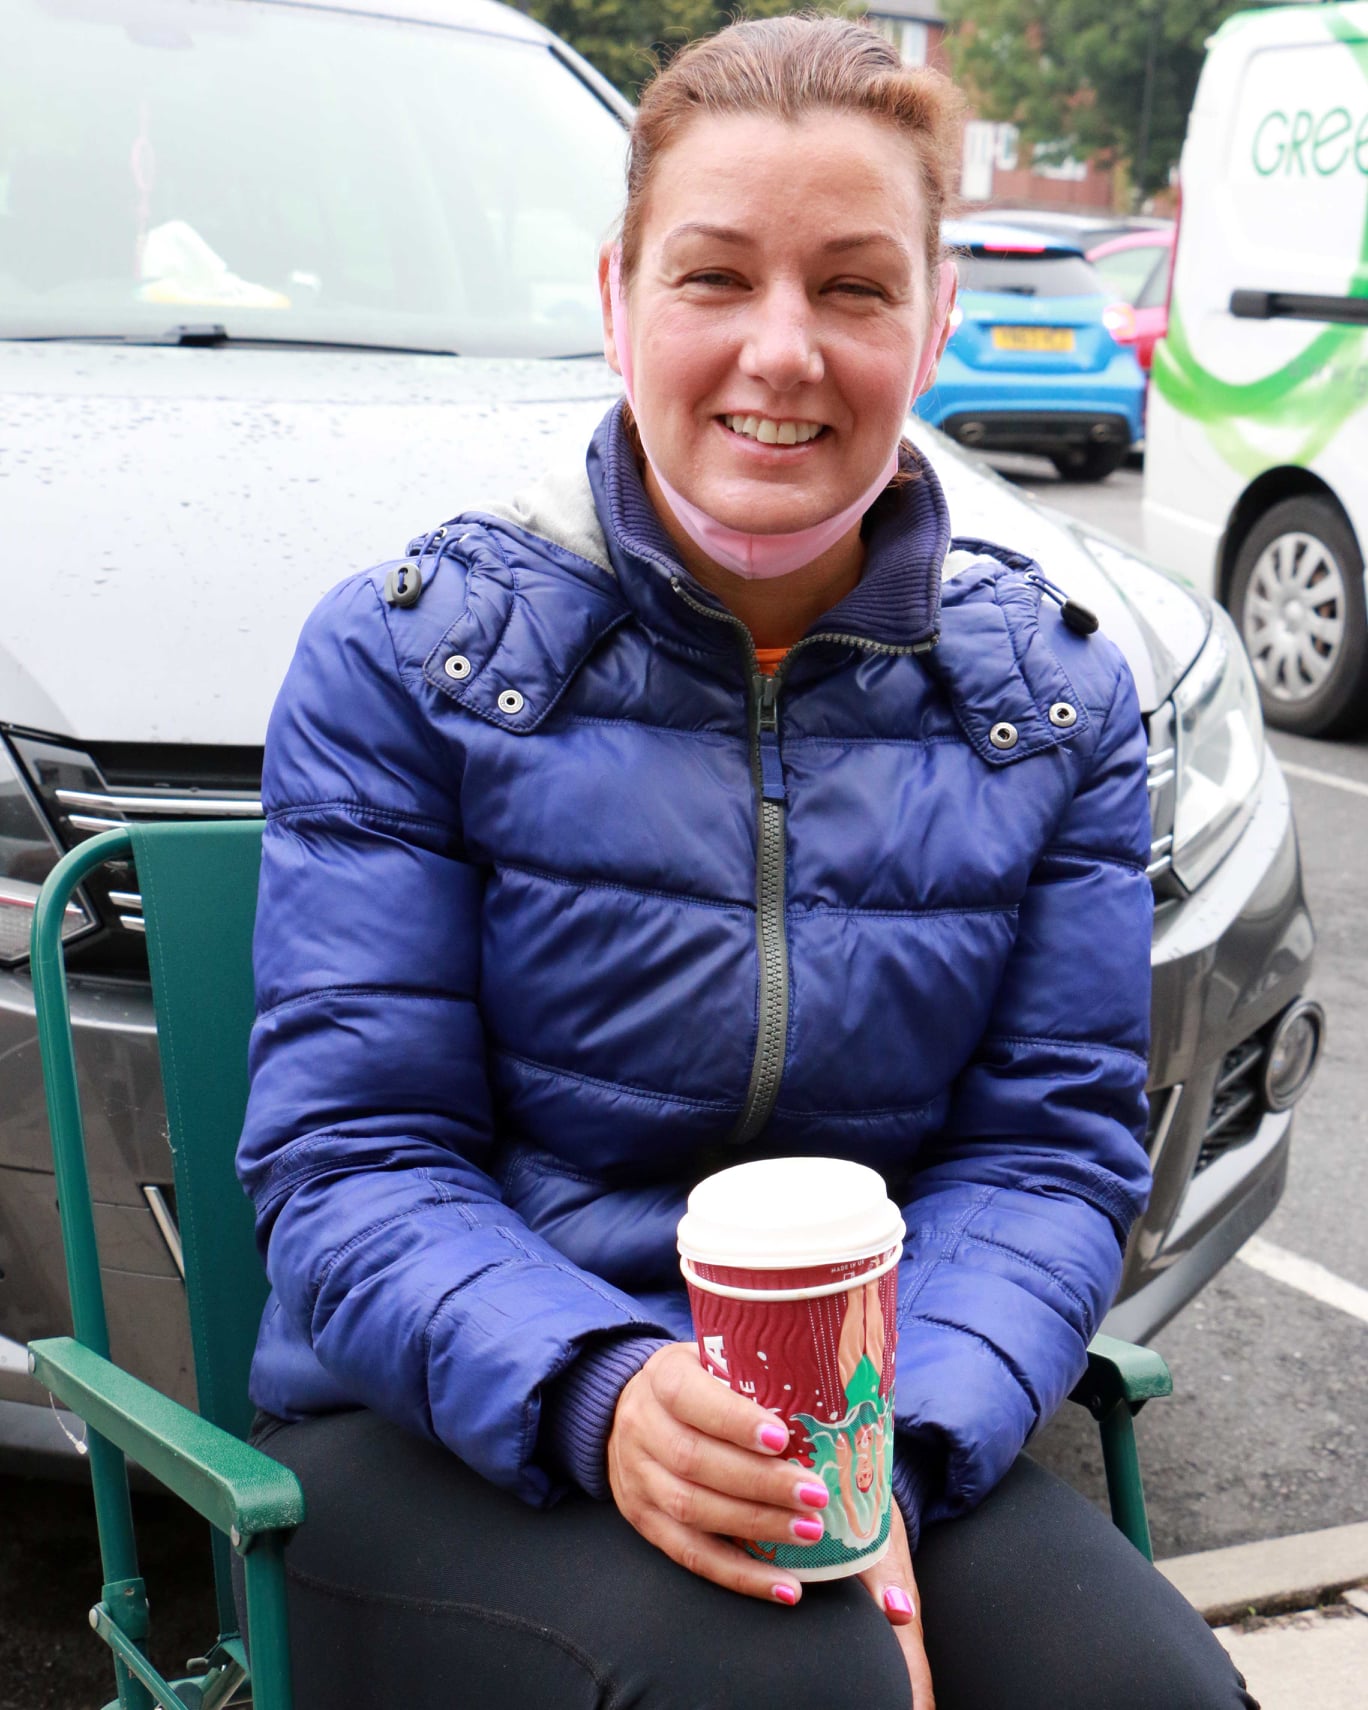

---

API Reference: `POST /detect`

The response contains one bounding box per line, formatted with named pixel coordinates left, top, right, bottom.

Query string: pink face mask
left=606, top=247, right=956, bottom=581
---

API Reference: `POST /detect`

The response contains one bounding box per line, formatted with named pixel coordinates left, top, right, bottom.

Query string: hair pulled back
left=620, top=14, right=964, bottom=290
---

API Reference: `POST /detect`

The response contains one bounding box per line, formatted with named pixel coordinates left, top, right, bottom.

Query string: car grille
left=55, top=786, right=262, bottom=933
left=1196, top=1035, right=1267, bottom=1172
left=1144, top=705, right=1177, bottom=886
left=9, top=734, right=262, bottom=971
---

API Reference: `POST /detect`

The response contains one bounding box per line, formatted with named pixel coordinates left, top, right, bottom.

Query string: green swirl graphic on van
left=1153, top=307, right=1368, bottom=477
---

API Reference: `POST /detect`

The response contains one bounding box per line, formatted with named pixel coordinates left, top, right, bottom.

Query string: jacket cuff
left=543, top=1334, right=674, bottom=1498
left=891, top=1435, right=945, bottom=1554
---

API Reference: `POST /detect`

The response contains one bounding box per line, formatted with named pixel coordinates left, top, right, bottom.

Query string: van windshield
left=0, top=0, right=628, bottom=356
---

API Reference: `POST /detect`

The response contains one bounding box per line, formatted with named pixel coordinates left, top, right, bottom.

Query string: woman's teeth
left=723, top=415, right=823, bottom=446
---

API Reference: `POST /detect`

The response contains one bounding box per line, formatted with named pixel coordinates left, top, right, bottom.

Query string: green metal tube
left=243, top=1534, right=295, bottom=1710
left=30, top=831, right=154, bottom=1708
left=1098, top=1402, right=1155, bottom=1561
left=29, top=829, right=131, bottom=1360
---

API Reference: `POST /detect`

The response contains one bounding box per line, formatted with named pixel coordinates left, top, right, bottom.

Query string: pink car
left=1087, top=228, right=1174, bottom=373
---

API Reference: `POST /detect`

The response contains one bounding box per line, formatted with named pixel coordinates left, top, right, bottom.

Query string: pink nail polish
left=772, top=1583, right=798, bottom=1605
left=796, top=1481, right=829, bottom=1509
left=792, top=1516, right=824, bottom=1542
left=883, top=1586, right=915, bottom=1618
left=758, top=1422, right=788, bottom=1452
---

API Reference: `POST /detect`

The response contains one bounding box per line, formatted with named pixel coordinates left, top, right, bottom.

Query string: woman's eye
left=830, top=281, right=886, bottom=300
left=685, top=271, right=742, bottom=289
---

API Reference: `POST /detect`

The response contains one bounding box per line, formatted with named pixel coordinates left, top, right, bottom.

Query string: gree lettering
left=1253, top=106, right=1368, bottom=176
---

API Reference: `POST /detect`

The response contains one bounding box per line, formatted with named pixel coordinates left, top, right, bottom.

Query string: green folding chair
left=27, top=820, right=1173, bottom=1710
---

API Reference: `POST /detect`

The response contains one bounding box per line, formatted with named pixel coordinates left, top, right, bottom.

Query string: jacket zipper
left=670, top=576, right=937, bottom=1147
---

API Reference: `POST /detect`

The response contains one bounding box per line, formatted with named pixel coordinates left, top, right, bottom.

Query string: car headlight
left=0, top=735, right=92, bottom=967
left=1170, top=603, right=1265, bottom=891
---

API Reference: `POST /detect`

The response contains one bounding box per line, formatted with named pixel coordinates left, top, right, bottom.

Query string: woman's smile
left=714, top=413, right=834, bottom=454
left=719, top=414, right=828, bottom=447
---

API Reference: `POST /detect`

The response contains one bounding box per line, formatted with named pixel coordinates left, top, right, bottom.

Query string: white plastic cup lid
left=677, top=1156, right=904, bottom=1269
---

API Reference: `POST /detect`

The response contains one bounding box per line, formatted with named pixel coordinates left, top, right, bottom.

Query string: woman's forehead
left=642, top=110, right=927, bottom=251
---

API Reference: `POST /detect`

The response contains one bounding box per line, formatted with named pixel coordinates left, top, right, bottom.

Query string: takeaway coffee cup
left=677, top=1157, right=905, bottom=1581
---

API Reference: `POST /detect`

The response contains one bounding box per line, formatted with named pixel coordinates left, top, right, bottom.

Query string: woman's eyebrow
left=822, top=231, right=907, bottom=256
left=661, top=222, right=749, bottom=248
left=660, top=224, right=909, bottom=258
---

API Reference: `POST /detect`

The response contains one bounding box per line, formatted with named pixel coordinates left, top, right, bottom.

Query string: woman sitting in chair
left=237, top=18, right=1255, bottom=1707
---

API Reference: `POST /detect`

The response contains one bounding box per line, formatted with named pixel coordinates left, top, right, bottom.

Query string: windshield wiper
left=159, top=325, right=461, bottom=355
left=6, top=325, right=459, bottom=355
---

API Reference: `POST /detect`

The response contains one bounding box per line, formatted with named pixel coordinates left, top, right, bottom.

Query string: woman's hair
left=619, top=14, right=965, bottom=291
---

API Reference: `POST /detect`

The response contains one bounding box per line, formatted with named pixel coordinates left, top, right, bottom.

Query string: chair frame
left=29, top=825, right=300, bottom=1710
left=27, top=823, right=1172, bottom=1710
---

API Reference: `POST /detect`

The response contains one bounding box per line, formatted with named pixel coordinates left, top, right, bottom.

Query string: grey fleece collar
left=481, top=459, right=614, bottom=578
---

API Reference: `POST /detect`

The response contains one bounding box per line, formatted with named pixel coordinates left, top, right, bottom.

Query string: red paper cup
left=677, top=1158, right=905, bottom=1581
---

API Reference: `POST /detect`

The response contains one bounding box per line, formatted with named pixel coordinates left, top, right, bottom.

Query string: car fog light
left=1262, top=1000, right=1324, bottom=1112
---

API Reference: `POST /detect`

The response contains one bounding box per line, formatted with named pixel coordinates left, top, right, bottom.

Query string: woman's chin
left=690, top=482, right=845, bottom=537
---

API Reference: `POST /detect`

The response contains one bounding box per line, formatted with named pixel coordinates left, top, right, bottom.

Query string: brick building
left=860, top=0, right=1119, bottom=212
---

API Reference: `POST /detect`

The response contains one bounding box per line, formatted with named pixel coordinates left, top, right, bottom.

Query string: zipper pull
left=1028, top=572, right=1099, bottom=637
left=756, top=674, right=786, bottom=804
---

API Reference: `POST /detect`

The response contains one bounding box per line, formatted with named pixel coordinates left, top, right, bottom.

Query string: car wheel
left=1050, top=443, right=1127, bottom=483
left=1228, top=495, right=1368, bottom=737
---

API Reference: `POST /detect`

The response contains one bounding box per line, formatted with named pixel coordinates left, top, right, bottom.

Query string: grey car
left=0, top=0, right=1322, bottom=1462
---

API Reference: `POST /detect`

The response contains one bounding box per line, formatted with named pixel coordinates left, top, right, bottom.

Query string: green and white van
left=1143, top=1, right=1368, bottom=736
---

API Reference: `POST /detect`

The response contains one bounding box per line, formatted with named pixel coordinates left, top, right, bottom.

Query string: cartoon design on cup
left=791, top=1281, right=892, bottom=1547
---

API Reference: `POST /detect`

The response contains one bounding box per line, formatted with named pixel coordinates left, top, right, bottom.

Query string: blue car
left=917, top=219, right=1147, bottom=483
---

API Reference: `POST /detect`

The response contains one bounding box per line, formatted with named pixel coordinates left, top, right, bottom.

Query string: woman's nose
left=738, top=288, right=823, bottom=390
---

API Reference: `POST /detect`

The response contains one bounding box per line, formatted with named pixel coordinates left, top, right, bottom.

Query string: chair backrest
left=130, top=818, right=265, bottom=1443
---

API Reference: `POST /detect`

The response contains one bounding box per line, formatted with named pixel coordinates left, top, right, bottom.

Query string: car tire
left=1228, top=495, right=1368, bottom=738
left=1050, top=443, right=1127, bottom=483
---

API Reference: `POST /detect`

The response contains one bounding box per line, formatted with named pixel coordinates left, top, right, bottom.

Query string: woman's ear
left=599, top=242, right=623, bottom=377
left=916, top=262, right=958, bottom=398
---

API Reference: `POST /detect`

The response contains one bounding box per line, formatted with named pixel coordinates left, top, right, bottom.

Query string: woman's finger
left=640, top=1458, right=828, bottom=1550
left=636, top=1508, right=804, bottom=1606
left=857, top=1504, right=935, bottom=1705
left=645, top=1342, right=790, bottom=1454
left=635, top=1416, right=830, bottom=1512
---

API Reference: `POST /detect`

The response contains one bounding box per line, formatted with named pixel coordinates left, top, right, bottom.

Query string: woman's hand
left=858, top=1502, right=934, bottom=1708
left=606, top=1341, right=830, bottom=1605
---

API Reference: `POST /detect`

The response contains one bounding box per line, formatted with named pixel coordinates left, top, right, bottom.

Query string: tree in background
left=511, top=0, right=798, bottom=98
left=940, top=0, right=1264, bottom=199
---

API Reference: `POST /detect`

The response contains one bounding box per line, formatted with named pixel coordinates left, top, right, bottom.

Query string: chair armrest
left=1070, top=1332, right=1174, bottom=1418
left=28, top=1337, right=304, bottom=1545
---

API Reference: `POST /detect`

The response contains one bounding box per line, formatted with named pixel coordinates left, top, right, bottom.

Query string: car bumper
left=0, top=755, right=1315, bottom=1455
left=919, top=357, right=1147, bottom=449
left=0, top=969, right=192, bottom=1458
left=1106, top=751, right=1316, bottom=1342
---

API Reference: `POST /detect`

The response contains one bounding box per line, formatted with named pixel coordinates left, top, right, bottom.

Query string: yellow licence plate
left=992, top=326, right=1076, bottom=352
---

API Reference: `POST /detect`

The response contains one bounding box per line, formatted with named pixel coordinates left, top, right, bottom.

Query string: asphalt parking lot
left=3, top=457, right=1365, bottom=1705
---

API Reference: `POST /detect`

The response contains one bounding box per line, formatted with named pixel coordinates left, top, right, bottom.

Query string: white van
left=1143, top=1, right=1368, bottom=737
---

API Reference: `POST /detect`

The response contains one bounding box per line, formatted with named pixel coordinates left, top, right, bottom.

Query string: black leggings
left=235, top=1409, right=1256, bottom=1710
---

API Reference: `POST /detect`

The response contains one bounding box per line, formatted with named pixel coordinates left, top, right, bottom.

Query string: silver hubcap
left=1243, top=531, right=1346, bottom=703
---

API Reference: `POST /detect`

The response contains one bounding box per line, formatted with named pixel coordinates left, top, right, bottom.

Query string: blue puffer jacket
left=238, top=405, right=1153, bottom=1544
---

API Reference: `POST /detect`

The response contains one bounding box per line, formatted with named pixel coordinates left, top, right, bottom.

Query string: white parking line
left=1277, top=758, right=1368, bottom=802
left=1237, top=1235, right=1368, bottom=1326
